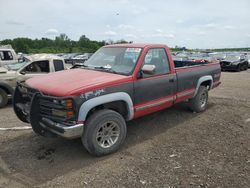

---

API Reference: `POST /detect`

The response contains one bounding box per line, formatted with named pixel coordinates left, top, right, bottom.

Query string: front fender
left=0, top=82, right=14, bottom=94
left=78, top=92, right=134, bottom=122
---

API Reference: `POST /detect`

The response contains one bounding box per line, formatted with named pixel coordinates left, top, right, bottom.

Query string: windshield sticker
left=125, top=48, right=141, bottom=53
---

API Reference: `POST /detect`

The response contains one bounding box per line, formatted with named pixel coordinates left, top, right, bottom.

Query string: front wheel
left=188, top=86, right=208, bottom=113
left=82, top=109, right=127, bottom=156
left=236, top=65, right=241, bottom=72
left=0, top=88, right=8, bottom=108
left=244, top=64, right=248, bottom=70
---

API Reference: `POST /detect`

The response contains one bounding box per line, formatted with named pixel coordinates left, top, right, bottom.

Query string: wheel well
left=200, top=80, right=212, bottom=90
left=86, top=101, right=128, bottom=120
left=0, top=85, right=10, bottom=95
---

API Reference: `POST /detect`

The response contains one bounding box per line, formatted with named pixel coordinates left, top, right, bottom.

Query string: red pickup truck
left=13, top=44, right=221, bottom=156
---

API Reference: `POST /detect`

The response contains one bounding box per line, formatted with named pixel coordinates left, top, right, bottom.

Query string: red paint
left=133, top=95, right=174, bottom=119
left=175, top=62, right=220, bottom=73
left=133, top=88, right=196, bottom=118
left=134, top=95, right=174, bottom=109
left=175, top=88, right=195, bottom=103
left=26, top=68, right=133, bottom=96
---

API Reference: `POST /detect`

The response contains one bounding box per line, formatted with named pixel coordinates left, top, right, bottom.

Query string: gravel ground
left=0, top=71, right=250, bottom=188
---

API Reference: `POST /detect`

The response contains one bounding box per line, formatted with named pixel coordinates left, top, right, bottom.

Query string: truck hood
left=0, top=67, right=8, bottom=73
left=25, top=69, right=132, bottom=96
left=0, top=70, right=16, bottom=78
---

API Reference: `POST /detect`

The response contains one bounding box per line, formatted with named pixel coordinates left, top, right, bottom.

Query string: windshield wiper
left=72, top=64, right=91, bottom=69
left=92, top=66, right=119, bottom=74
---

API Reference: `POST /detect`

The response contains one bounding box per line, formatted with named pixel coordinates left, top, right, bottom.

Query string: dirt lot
left=0, top=71, right=250, bottom=188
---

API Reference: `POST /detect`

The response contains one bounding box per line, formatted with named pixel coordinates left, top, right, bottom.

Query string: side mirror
left=141, top=64, right=156, bottom=75
left=20, top=70, right=26, bottom=75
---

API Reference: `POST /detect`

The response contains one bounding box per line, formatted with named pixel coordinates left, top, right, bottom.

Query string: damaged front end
left=13, top=82, right=84, bottom=139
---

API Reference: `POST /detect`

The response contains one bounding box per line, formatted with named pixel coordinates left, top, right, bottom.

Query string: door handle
left=169, top=78, right=175, bottom=83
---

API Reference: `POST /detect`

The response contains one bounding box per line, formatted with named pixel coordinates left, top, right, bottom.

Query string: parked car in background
left=209, top=52, right=227, bottom=61
left=62, top=53, right=80, bottom=64
left=220, top=54, right=248, bottom=71
left=245, top=55, right=250, bottom=68
left=62, top=53, right=93, bottom=65
left=0, top=45, right=18, bottom=66
left=72, top=53, right=93, bottom=63
left=0, top=54, right=67, bottom=108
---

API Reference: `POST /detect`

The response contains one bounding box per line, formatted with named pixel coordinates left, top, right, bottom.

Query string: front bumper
left=221, top=64, right=238, bottom=71
left=13, top=83, right=84, bottom=139
left=40, top=117, right=84, bottom=139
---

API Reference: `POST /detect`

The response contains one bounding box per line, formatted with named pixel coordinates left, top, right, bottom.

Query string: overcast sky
left=0, top=0, right=250, bottom=49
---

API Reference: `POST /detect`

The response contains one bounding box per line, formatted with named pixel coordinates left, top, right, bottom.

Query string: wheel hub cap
left=96, top=121, right=120, bottom=148
left=200, top=93, right=207, bottom=108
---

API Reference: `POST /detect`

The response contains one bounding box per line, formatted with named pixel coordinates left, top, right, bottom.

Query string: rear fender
left=194, top=75, right=213, bottom=97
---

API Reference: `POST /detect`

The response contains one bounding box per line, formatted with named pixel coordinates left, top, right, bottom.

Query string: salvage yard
left=0, top=71, right=250, bottom=188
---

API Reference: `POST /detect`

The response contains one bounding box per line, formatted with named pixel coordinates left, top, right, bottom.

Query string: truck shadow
left=0, top=101, right=216, bottom=186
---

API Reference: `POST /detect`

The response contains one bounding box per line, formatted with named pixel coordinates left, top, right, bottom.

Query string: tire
left=82, top=109, right=127, bottom=156
left=0, top=88, right=8, bottom=108
left=244, top=64, right=248, bottom=70
left=236, top=65, right=241, bottom=72
left=13, top=87, right=29, bottom=123
left=189, top=86, right=208, bottom=113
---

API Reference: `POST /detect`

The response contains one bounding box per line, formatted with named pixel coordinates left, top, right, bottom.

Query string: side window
left=7, top=51, right=13, bottom=60
left=142, top=48, right=170, bottom=77
left=0, top=51, right=13, bottom=60
left=53, top=60, right=64, bottom=71
left=23, top=61, right=49, bottom=73
left=0, top=51, right=4, bottom=60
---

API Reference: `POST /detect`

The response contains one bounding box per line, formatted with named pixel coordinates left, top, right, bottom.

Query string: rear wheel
left=189, top=86, right=208, bottom=113
left=82, top=109, right=127, bottom=156
left=0, top=88, right=8, bottom=108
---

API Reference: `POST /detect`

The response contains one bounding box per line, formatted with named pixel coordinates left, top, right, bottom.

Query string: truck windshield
left=224, top=55, right=240, bottom=62
left=84, top=47, right=142, bottom=75
left=3, top=61, right=28, bottom=71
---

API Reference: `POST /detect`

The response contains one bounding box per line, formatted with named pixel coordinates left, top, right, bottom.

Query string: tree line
left=0, top=34, right=131, bottom=54
left=1, top=34, right=248, bottom=54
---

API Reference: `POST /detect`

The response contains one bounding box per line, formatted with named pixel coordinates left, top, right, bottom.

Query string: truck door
left=17, top=60, right=50, bottom=82
left=134, top=48, right=176, bottom=117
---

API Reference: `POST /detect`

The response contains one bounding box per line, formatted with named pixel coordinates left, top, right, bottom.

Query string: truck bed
left=174, top=60, right=209, bottom=68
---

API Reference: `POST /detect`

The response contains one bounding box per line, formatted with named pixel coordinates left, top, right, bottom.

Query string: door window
left=53, top=60, right=64, bottom=71
left=141, top=48, right=170, bottom=77
left=23, top=60, right=49, bottom=73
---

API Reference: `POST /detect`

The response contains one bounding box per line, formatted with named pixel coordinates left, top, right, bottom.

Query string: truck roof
left=0, top=45, right=14, bottom=50
left=25, top=54, right=64, bottom=62
left=105, top=43, right=169, bottom=48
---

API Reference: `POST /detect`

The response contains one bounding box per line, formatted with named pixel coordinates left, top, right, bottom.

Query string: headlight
left=52, top=98, right=74, bottom=118
left=53, top=99, right=73, bottom=107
